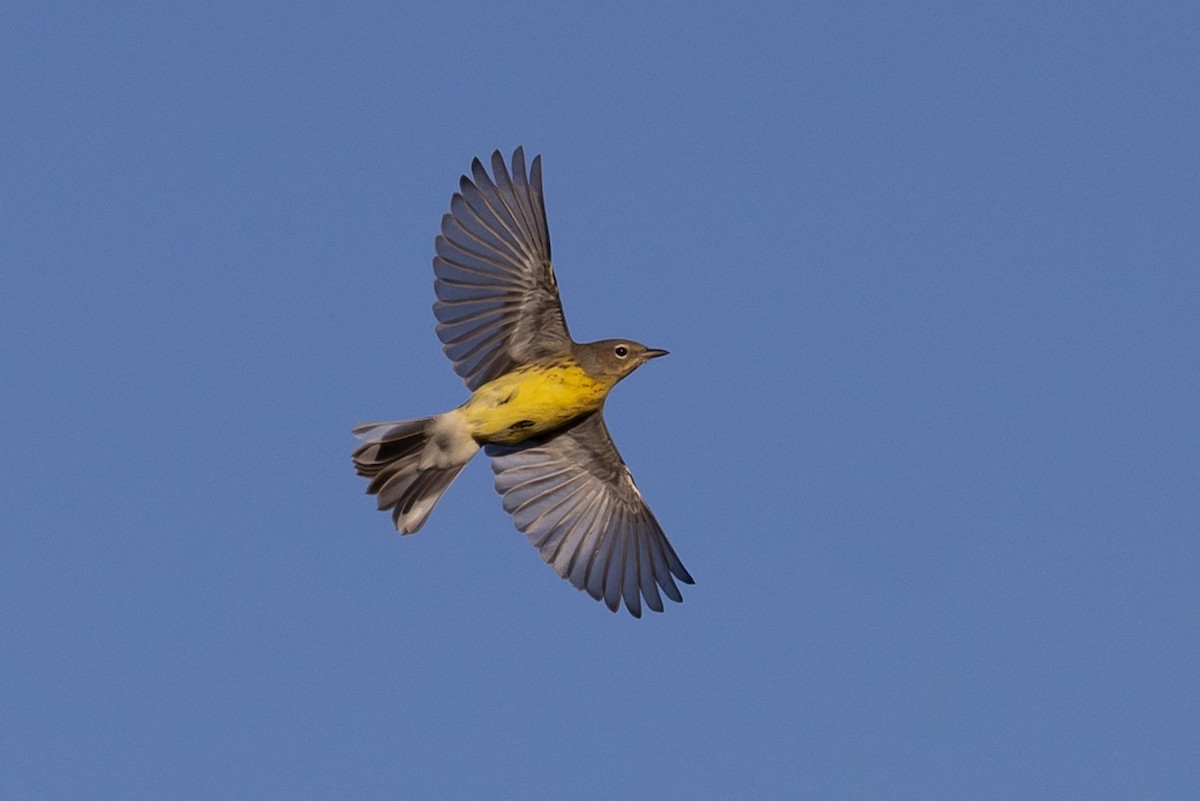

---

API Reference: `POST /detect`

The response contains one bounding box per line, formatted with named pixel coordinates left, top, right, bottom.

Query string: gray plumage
left=487, top=413, right=693, bottom=617
left=433, top=149, right=572, bottom=390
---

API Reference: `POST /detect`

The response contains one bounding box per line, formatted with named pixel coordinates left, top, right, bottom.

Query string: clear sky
left=3, top=1, right=1197, bottom=798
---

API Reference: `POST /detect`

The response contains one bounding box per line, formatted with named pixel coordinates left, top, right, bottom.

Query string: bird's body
left=459, top=354, right=610, bottom=444
left=353, top=148, right=693, bottom=617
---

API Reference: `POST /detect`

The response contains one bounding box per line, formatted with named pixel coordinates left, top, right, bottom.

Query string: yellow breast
left=459, top=358, right=611, bottom=444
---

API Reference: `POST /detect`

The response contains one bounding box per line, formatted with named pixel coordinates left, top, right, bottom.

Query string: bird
left=352, top=147, right=693, bottom=617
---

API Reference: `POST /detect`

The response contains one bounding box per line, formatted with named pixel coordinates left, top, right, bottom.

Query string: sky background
left=3, top=1, right=1198, bottom=798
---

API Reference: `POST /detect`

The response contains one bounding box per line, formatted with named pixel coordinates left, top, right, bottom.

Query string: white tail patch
left=420, top=410, right=480, bottom=469
left=352, top=412, right=480, bottom=534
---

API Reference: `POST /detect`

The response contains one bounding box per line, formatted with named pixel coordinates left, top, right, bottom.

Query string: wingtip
left=529, top=153, right=543, bottom=193
left=488, top=149, right=506, bottom=178
left=643, top=589, right=665, bottom=615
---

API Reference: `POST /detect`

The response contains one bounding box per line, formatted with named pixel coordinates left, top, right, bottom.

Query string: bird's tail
left=352, top=412, right=480, bottom=534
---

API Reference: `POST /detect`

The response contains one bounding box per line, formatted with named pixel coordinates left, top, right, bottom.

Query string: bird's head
left=575, top=339, right=669, bottom=385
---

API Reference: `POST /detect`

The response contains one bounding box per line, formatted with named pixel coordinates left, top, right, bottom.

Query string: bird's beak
left=643, top=348, right=669, bottom=359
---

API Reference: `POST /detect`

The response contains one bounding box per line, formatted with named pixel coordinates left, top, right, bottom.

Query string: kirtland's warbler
left=353, top=148, right=693, bottom=617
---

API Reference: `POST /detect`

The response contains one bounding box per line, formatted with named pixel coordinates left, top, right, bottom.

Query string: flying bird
left=353, top=148, right=693, bottom=617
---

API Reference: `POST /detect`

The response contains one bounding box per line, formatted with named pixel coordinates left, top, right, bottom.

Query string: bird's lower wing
left=486, top=412, right=693, bottom=617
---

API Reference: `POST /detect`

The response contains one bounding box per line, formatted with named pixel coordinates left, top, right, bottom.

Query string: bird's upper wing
left=433, top=148, right=573, bottom=390
left=486, top=412, right=693, bottom=617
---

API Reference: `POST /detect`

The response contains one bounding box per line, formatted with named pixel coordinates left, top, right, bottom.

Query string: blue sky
left=3, top=1, right=1198, bottom=798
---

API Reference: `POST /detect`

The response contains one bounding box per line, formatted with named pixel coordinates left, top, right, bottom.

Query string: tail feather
left=352, top=414, right=479, bottom=534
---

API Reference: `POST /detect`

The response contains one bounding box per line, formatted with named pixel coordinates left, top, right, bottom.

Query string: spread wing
left=433, top=148, right=573, bottom=390
left=486, top=413, right=694, bottom=618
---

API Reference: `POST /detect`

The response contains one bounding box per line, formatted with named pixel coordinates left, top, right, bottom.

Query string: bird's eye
left=614, top=345, right=629, bottom=358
